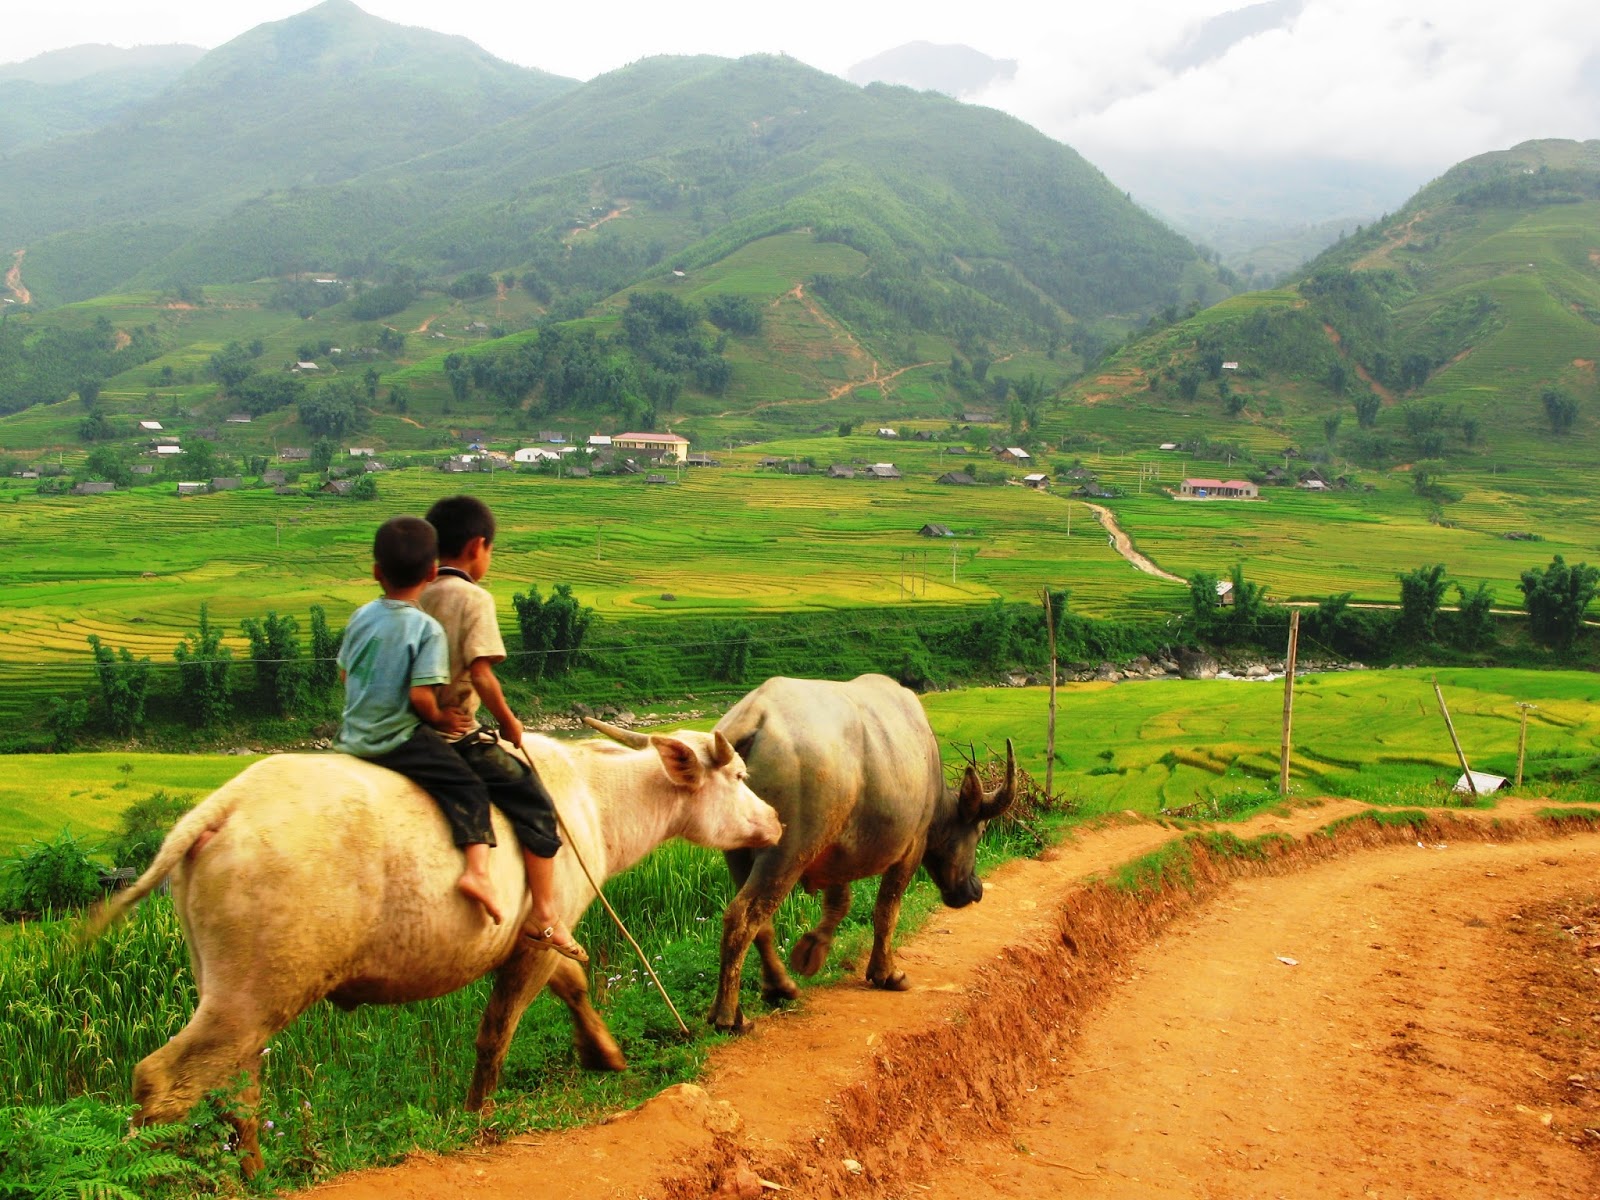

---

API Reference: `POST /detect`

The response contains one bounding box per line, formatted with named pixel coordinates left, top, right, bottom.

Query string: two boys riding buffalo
left=87, top=498, right=1015, bottom=1170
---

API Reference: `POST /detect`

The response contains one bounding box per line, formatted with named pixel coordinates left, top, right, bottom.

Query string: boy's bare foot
left=522, top=918, right=587, bottom=964
left=457, top=871, right=504, bottom=925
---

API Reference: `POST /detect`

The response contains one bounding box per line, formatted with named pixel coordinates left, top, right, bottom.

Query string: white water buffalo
left=83, top=723, right=780, bottom=1173
left=708, top=673, right=1015, bottom=1031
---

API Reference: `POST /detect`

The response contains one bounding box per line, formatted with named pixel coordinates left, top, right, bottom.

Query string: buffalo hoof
left=709, top=1005, right=752, bottom=1034
left=762, top=978, right=800, bottom=1005
left=576, top=1039, right=627, bottom=1072
left=869, top=970, right=910, bottom=992
left=788, top=931, right=831, bottom=977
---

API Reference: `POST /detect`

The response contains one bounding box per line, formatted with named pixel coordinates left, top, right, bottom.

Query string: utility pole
left=1279, top=610, right=1300, bottom=796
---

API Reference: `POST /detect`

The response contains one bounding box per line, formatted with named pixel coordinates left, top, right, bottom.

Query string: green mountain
left=1059, top=138, right=1600, bottom=472
left=0, top=0, right=575, bottom=280
left=0, top=44, right=203, bottom=155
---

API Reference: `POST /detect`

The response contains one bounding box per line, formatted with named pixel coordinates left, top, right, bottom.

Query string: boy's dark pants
left=369, top=727, right=562, bottom=858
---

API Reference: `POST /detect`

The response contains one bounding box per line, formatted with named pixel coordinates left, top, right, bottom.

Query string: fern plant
left=0, top=1100, right=208, bottom=1200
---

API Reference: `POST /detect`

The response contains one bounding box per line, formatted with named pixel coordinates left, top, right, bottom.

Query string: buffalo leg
left=752, top=924, right=799, bottom=1004
left=712, top=857, right=806, bottom=1032
left=544, top=955, right=625, bottom=1071
left=788, top=882, right=851, bottom=977
left=467, top=946, right=558, bottom=1109
left=866, top=858, right=918, bottom=990
left=131, top=998, right=272, bottom=1176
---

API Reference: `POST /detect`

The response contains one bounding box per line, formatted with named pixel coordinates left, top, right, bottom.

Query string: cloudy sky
left=5, top=0, right=1598, bottom=171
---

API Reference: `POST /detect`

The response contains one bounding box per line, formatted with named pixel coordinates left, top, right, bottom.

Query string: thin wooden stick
left=1279, top=610, right=1300, bottom=796
left=1042, top=589, right=1058, bottom=798
left=1433, top=678, right=1477, bottom=798
left=508, top=739, right=690, bottom=1035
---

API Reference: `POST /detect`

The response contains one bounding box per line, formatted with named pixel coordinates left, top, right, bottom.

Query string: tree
left=83, top=445, right=132, bottom=488
left=240, top=611, right=307, bottom=717
left=713, top=622, right=753, bottom=683
left=308, top=604, right=342, bottom=691
left=173, top=604, right=233, bottom=727
left=1396, top=564, right=1448, bottom=644
left=511, top=584, right=594, bottom=681
left=178, top=439, right=220, bottom=480
left=1519, top=555, right=1600, bottom=651
left=298, top=385, right=365, bottom=438
left=76, top=378, right=102, bottom=408
left=350, top=473, right=379, bottom=500
left=46, top=696, right=88, bottom=752
left=1352, top=393, right=1381, bottom=428
left=87, top=635, right=151, bottom=736
left=1177, top=369, right=1202, bottom=402
left=1449, top=581, right=1497, bottom=651
left=363, top=367, right=381, bottom=404
left=1541, top=387, right=1578, bottom=434
left=1322, top=413, right=1342, bottom=446
left=309, top=438, right=337, bottom=472
left=444, top=353, right=471, bottom=411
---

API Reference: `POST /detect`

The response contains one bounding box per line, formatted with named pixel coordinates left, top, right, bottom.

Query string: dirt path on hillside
left=5, top=249, right=30, bottom=306
left=301, top=800, right=1600, bottom=1200
left=1322, top=323, right=1397, bottom=406
left=1079, top=501, right=1186, bottom=583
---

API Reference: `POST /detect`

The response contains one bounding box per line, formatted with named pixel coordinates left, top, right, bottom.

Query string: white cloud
left=4, top=0, right=1596, bottom=169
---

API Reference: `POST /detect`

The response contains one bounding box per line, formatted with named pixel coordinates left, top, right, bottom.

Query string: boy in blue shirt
left=336, top=515, right=505, bottom=925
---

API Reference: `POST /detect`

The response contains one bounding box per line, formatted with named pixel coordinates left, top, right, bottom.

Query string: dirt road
left=5, top=249, right=30, bottom=306
left=304, top=801, right=1599, bottom=1199
left=1080, top=501, right=1186, bottom=583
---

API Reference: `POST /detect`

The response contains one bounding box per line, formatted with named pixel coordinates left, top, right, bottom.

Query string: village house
left=176, top=481, right=208, bottom=496
left=261, top=470, right=286, bottom=485
left=684, top=453, right=721, bottom=467
left=827, top=465, right=855, bottom=479
left=918, top=523, right=955, bottom=538
left=614, top=431, right=689, bottom=463
left=866, top=463, right=902, bottom=480
left=937, top=471, right=976, bottom=486
left=1022, top=473, right=1051, bottom=490
left=322, top=479, right=355, bottom=496
left=349, top=447, right=375, bottom=458
left=1178, top=478, right=1259, bottom=499
left=514, top=447, right=560, bottom=464
left=784, top=461, right=812, bottom=475
left=587, top=434, right=612, bottom=448
left=155, top=445, right=183, bottom=457
left=998, top=447, right=1032, bottom=464
left=644, top=473, right=674, bottom=485
left=961, top=411, right=996, bottom=424
left=226, top=413, right=252, bottom=424
left=876, top=427, right=899, bottom=439
left=279, top=447, right=310, bottom=461
left=138, top=420, right=163, bottom=432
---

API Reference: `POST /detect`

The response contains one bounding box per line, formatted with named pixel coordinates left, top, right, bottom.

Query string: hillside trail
left=1322, top=323, right=1397, bottom=405
left=302, top=798, right=1600, bottom=1200
left=5, top=249, right=30, bottom=305
left=1078, top=501, right=1186, bottom=583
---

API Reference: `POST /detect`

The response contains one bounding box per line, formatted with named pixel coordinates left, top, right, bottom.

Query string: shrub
left=46, top=697, right=88, bottom=752
left=103, top=791, right=193, bottom=874
left=241, top=611, right=307, bottom=717
left=1, top=830, right=102, bottom=915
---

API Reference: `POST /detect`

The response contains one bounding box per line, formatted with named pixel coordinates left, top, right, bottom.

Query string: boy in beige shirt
left=420, top=494, right=585, bottom=964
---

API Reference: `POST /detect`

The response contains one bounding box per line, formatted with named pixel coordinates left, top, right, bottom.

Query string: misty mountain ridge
left=845, top=42, right=1017, bottom=98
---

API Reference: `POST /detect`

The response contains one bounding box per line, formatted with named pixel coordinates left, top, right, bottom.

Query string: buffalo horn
left=583, top=716, right=651, bottom=749
left=980, top=738, right=1017, bottom=820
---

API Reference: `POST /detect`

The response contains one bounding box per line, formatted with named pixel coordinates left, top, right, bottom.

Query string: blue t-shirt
left=335, top=598, right=451, bottom=757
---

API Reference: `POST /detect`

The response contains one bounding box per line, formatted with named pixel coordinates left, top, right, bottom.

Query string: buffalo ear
left=711, top=730, right=736, bottom=768
left=957, top=765, right=984, bottom=823
left=651, top=735, right=705, bottom=788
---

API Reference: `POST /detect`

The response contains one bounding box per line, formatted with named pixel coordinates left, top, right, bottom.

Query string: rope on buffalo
left=506, top=739, right=691, bottom=1036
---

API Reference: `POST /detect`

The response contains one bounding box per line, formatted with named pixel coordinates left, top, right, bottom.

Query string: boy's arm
left=467, top=657, right=523, bottom=746
left=411, top=684, right=474, bottom=736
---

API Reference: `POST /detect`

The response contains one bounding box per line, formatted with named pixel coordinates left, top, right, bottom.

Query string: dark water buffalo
left=710, top=673, right=1015, bottom=1031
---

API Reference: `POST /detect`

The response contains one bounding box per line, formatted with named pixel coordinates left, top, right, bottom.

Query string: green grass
left=0, top=754, right=260, bottom=850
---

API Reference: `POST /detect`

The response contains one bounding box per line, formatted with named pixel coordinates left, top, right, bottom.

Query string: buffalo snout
left=941, top=875, right=983, bottom=908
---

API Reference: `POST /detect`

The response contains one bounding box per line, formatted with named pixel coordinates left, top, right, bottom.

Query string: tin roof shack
left=866, top=464, right=902, bottom=480
left=1178, top=478, right=1259, bottom=499
left=937, top=471, right=976, bottom=486
left=176, top=481, right=208, bottom=496
left=918, top=523, right=955, bottom=538
left=1022, top=473, right=1050, bottom=490
left=998, top=447, right=1032, bottom=464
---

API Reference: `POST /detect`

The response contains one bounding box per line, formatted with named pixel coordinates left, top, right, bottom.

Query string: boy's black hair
left=426, top=494, right=496, bottom=558
left=373, top=516, right=437, bottom=588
